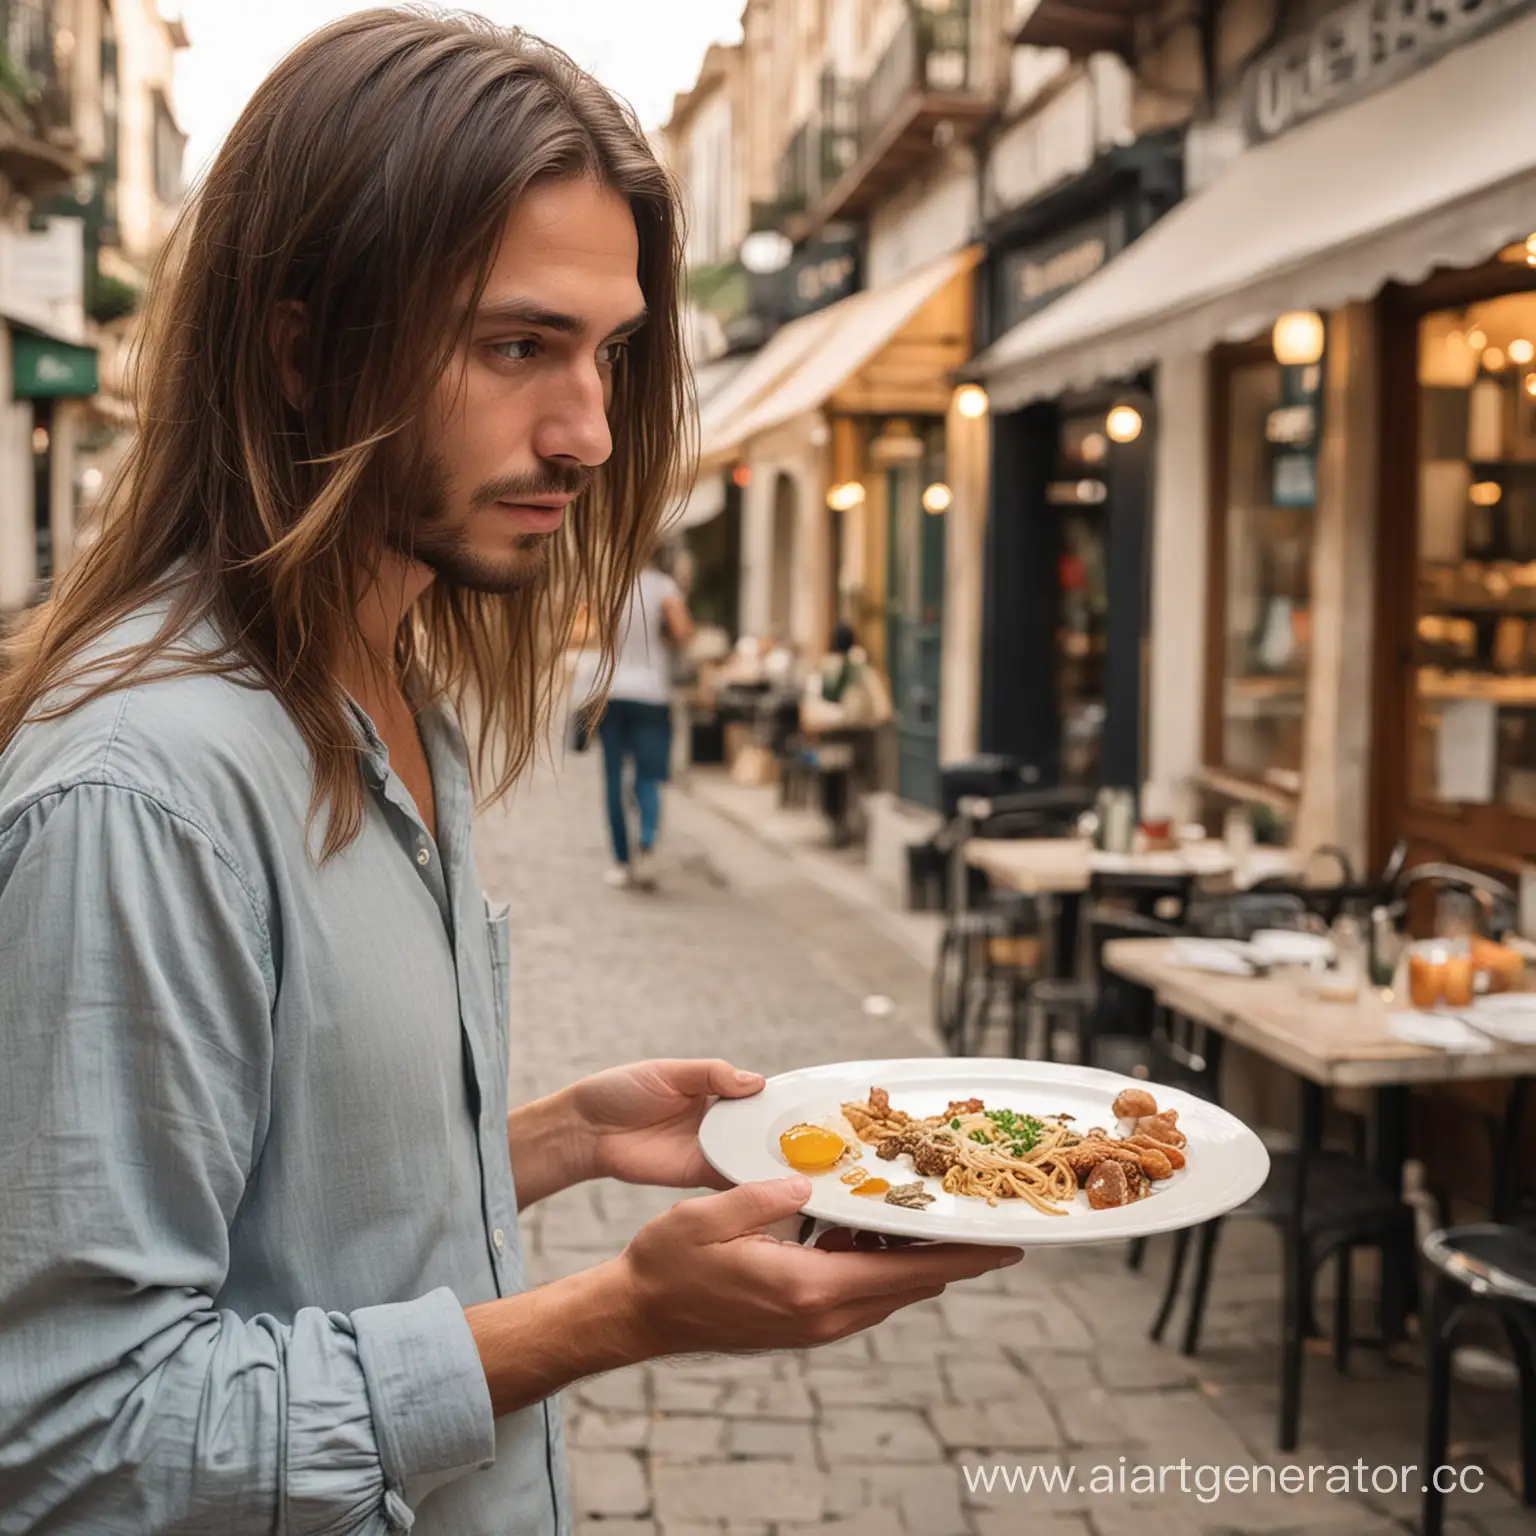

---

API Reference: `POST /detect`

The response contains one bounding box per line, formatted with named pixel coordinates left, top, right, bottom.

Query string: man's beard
left=393, top=453, right=590, bottom=595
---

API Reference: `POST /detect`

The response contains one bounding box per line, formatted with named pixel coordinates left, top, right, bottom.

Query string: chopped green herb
left=969, top=1129, right=990, bottom=1144
left=949, top=1118, right=961, bottom=1130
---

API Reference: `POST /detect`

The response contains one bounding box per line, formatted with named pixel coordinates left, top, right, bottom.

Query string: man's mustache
left=472, top=467, right=592, bottom=507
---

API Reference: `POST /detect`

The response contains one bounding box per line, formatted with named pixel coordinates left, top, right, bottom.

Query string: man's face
left=407, top=177, right=647, bottom=593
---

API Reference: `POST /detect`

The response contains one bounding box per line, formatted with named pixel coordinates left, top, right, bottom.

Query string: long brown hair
left=0, top=6, right=691, bottom=856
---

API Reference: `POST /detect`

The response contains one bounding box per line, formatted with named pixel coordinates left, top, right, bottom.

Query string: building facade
left=0, top=0, right=186, bottom=618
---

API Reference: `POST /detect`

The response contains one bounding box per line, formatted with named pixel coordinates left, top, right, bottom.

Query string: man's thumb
left=689, top=1176, right=811, bottom=1240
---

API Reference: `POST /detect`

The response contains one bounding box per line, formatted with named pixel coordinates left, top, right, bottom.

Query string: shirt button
left=493, top=1228, right=506, bottom=1251
left=416, top=848, right=431, bottom=867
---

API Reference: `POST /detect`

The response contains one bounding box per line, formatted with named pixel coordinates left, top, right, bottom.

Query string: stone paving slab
left=480, top=759, right=1527, bottom=1536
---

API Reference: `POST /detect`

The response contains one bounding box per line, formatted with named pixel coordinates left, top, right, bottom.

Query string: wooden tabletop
left=966, top=838, right=1298, bottom=896
left=1103, top=938, right=1536, bottom=1088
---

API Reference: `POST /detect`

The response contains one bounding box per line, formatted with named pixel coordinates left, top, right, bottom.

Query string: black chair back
left=1185, top=891, right=1311, bottom=941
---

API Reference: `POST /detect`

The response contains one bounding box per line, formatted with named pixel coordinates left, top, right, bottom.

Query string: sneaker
left=630, top=848, right=657, bottom=891
left=603, top=865, right=632, bottom=890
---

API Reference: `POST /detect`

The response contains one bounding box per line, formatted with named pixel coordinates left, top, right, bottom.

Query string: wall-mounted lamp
left=1105, top=404, right=1142, bottom=444
left=921, top=482, right=953, bottom=515
left=1271, top=310, right=1325, bottom=367
left=731, top=463, right=752, bottom=489
left=827, top=481, right=866, bottom=512
left=954, top=384, right=989, bottom=419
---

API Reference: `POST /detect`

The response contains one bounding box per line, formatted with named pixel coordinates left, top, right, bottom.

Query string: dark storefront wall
left=980, top=388, right=1152, bottom=791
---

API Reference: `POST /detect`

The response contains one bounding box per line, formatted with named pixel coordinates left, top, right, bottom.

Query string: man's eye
left=597, top=340, right=629, bottom=368
left=491, top=338, right=538, bottom=362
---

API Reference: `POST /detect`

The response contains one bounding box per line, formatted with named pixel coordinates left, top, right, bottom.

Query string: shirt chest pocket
left=485, top=896, right=511, bottom=1058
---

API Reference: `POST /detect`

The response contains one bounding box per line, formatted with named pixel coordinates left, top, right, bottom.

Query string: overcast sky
left=172, top=1, right=743, bottom=180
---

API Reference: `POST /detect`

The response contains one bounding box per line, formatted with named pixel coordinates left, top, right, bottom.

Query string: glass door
left=884, top=426, right=946, bottom=807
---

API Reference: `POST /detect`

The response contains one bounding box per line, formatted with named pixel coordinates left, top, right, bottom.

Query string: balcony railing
left=857, top=0, right=982, bottom=156
left=0, top=0, right=72, bottom=134
left=773, top=2, right=992, bottom=234
left=776, top=69, right=859, bottom=215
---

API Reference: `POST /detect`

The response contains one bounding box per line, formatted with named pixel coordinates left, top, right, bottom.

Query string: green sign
left=12, top=330, right=98, bottom=399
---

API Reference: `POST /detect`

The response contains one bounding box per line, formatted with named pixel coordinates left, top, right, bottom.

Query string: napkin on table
left=1385, top=1011, right=1495, bottom=1053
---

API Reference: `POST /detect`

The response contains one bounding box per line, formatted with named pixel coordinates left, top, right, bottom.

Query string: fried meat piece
left=876, top=1129, right=922, bottom=1161
left=1062, top=1140, right=1143, bottom=1179
left=885, top=1181, right=935, bottom=1209
left=1085, top=1161, right=1133, bottom=1209
left=910, top=1138, right=959, bottom=1178
left=1136, top=1148, right=1175, bottom=1181
left=1112, top=1088, right=1158, bottom=1121
left=869, top=1086, right=891, bottom=1119
left=945, top=1097, right=985, bottom=1117
left=1134, top=1110, right=1186, bottom=1148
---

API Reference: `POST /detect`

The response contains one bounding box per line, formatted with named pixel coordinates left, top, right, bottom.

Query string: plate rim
left=698, top=1057, right=1271, bottom=1247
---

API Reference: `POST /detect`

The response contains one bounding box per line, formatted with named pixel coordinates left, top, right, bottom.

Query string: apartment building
left=0, top=0, right=186, bottom=616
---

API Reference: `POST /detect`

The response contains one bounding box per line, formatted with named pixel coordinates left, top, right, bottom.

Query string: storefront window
left=1051, top=415, right=1109, bottom=784
left=1412, top=293, right=1536, bottom=812
left=1213, top=356, right=1318, bottom=793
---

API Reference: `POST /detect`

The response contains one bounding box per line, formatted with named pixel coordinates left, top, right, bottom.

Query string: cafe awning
left=699, top=245, right=978, bottom=468
left=970, top=9, right=1536, bottom=410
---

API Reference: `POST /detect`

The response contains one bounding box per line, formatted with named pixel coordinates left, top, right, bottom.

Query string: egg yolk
left=851, top=1178, right=890, bottom=1197
left=779, top=1123, right=845, bottom=1173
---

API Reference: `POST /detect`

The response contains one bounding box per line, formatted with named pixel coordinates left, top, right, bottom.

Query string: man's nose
left=531, top=363, right=613, bottom=467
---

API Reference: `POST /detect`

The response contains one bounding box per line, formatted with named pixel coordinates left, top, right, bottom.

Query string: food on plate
left=840, top=1167, right=891, bottom=1197
left=778, top=1123, right=846, bottom=1173
left=884, top=1181, right=935, bottom=1210
left=1112, top=1087, right=1159, bottom=1121
left=834, top=1087, right=1191, bottom=1215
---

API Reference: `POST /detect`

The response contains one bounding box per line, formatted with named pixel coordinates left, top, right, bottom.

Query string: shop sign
left=1247, top=0, right=1535, bottom=142
left=997, top=211, right=1124, bottom=333
left=751, top=229, right=861, bottom=325
left=12, top=330, right=98, bottom=399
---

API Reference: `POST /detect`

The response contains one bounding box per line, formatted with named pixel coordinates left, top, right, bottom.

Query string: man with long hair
left=0, top=11, right=1014, bottom=1533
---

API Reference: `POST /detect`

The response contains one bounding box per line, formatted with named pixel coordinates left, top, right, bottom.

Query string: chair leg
left=1499, top=1308, right=1536, bottom=1508
left=1421, top=1280, right=1465, bottom=1536
left=1182, top=1219, right=1222, bottom=1358
left=1333, top=1246, right=1352, bottom=1376
left=1279, top=1230, right=1309, bottom=1453
left=1150, top=1225, right=1194, bottom=1345
left=1126, top=1236, right=1147, bottom=1273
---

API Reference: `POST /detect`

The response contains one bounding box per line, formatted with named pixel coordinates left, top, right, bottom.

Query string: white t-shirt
left=605, top=567, right=681, bottom=706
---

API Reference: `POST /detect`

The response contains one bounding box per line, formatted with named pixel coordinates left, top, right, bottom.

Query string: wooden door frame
left=1201, top=338, right=1288, bottom=788
left=1370, top=258, right=1536, bottom=874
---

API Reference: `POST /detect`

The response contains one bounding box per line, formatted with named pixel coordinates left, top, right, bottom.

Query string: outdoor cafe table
left=964, top=837, right=1299, bottom=976
left=1103, top=936, right=1536, bottom=1445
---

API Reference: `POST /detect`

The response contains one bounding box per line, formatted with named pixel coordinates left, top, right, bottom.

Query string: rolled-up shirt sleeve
left=0, top=782, right=495, bottom=1533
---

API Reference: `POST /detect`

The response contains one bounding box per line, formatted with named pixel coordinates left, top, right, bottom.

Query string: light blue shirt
left=0, top=606, right=568, bottom=1534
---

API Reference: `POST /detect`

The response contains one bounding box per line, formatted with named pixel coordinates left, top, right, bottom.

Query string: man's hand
left=614, top=1176, right=1022, bottom=1356
left=571, top=1058, right=763, bottom=1189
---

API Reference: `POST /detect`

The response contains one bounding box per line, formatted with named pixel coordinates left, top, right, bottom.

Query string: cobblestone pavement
left=475, top=758, right=1526, bottom=1536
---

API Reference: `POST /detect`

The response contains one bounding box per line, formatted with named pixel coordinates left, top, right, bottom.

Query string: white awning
left=699, top=246, right=978, bottom=466
left=971, top=10, right=1536, bottom=409
left=697, top=306, right=844, bottom=470
left=669, top=470, right=727, bottom=531
left=725, top=246, right=980, bottom=445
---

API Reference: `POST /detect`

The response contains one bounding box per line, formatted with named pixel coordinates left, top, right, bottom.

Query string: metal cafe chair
left=1142, top=889, right=1416, bottom=1451
left=931, top=788, right=1092, bottom=1057
left=1420, top=1223, right=1536, bottom=1536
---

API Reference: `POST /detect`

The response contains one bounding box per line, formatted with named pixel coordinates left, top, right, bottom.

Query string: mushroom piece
left=1112, top=1087, right=1159, bottom=1122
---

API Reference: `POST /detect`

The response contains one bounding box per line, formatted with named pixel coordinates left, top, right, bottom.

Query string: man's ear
left=269, top=300, right=307, bottom=408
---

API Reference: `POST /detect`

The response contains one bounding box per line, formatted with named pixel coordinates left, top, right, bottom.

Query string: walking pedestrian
left=599, top=548, right=693, bottom=889
left=0, top=11, right=1014, bottom=1535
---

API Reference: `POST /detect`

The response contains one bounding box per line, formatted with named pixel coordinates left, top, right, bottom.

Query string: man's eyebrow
left=473, top=298, right=649, bottom=338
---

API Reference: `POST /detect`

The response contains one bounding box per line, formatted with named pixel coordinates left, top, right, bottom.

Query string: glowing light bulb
left=1510, top=339, right=1535, bottom=366
left=921, top=482, right=952, bottom=514
left=954, top=384, right=989, bottom=419
left=1105, top=405, right=1142, bottom=444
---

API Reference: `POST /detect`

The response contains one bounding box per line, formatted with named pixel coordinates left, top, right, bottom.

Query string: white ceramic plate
left=699, top=1058, right=1270, bottom=1248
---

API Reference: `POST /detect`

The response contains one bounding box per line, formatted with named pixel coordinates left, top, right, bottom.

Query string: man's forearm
left=506, top=1087, right=595, bottom=1209
left=465, top=1257, right=645, bottom=1417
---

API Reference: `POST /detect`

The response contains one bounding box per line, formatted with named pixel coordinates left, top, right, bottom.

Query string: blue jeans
left=598, top=700, right=672, bottom=866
